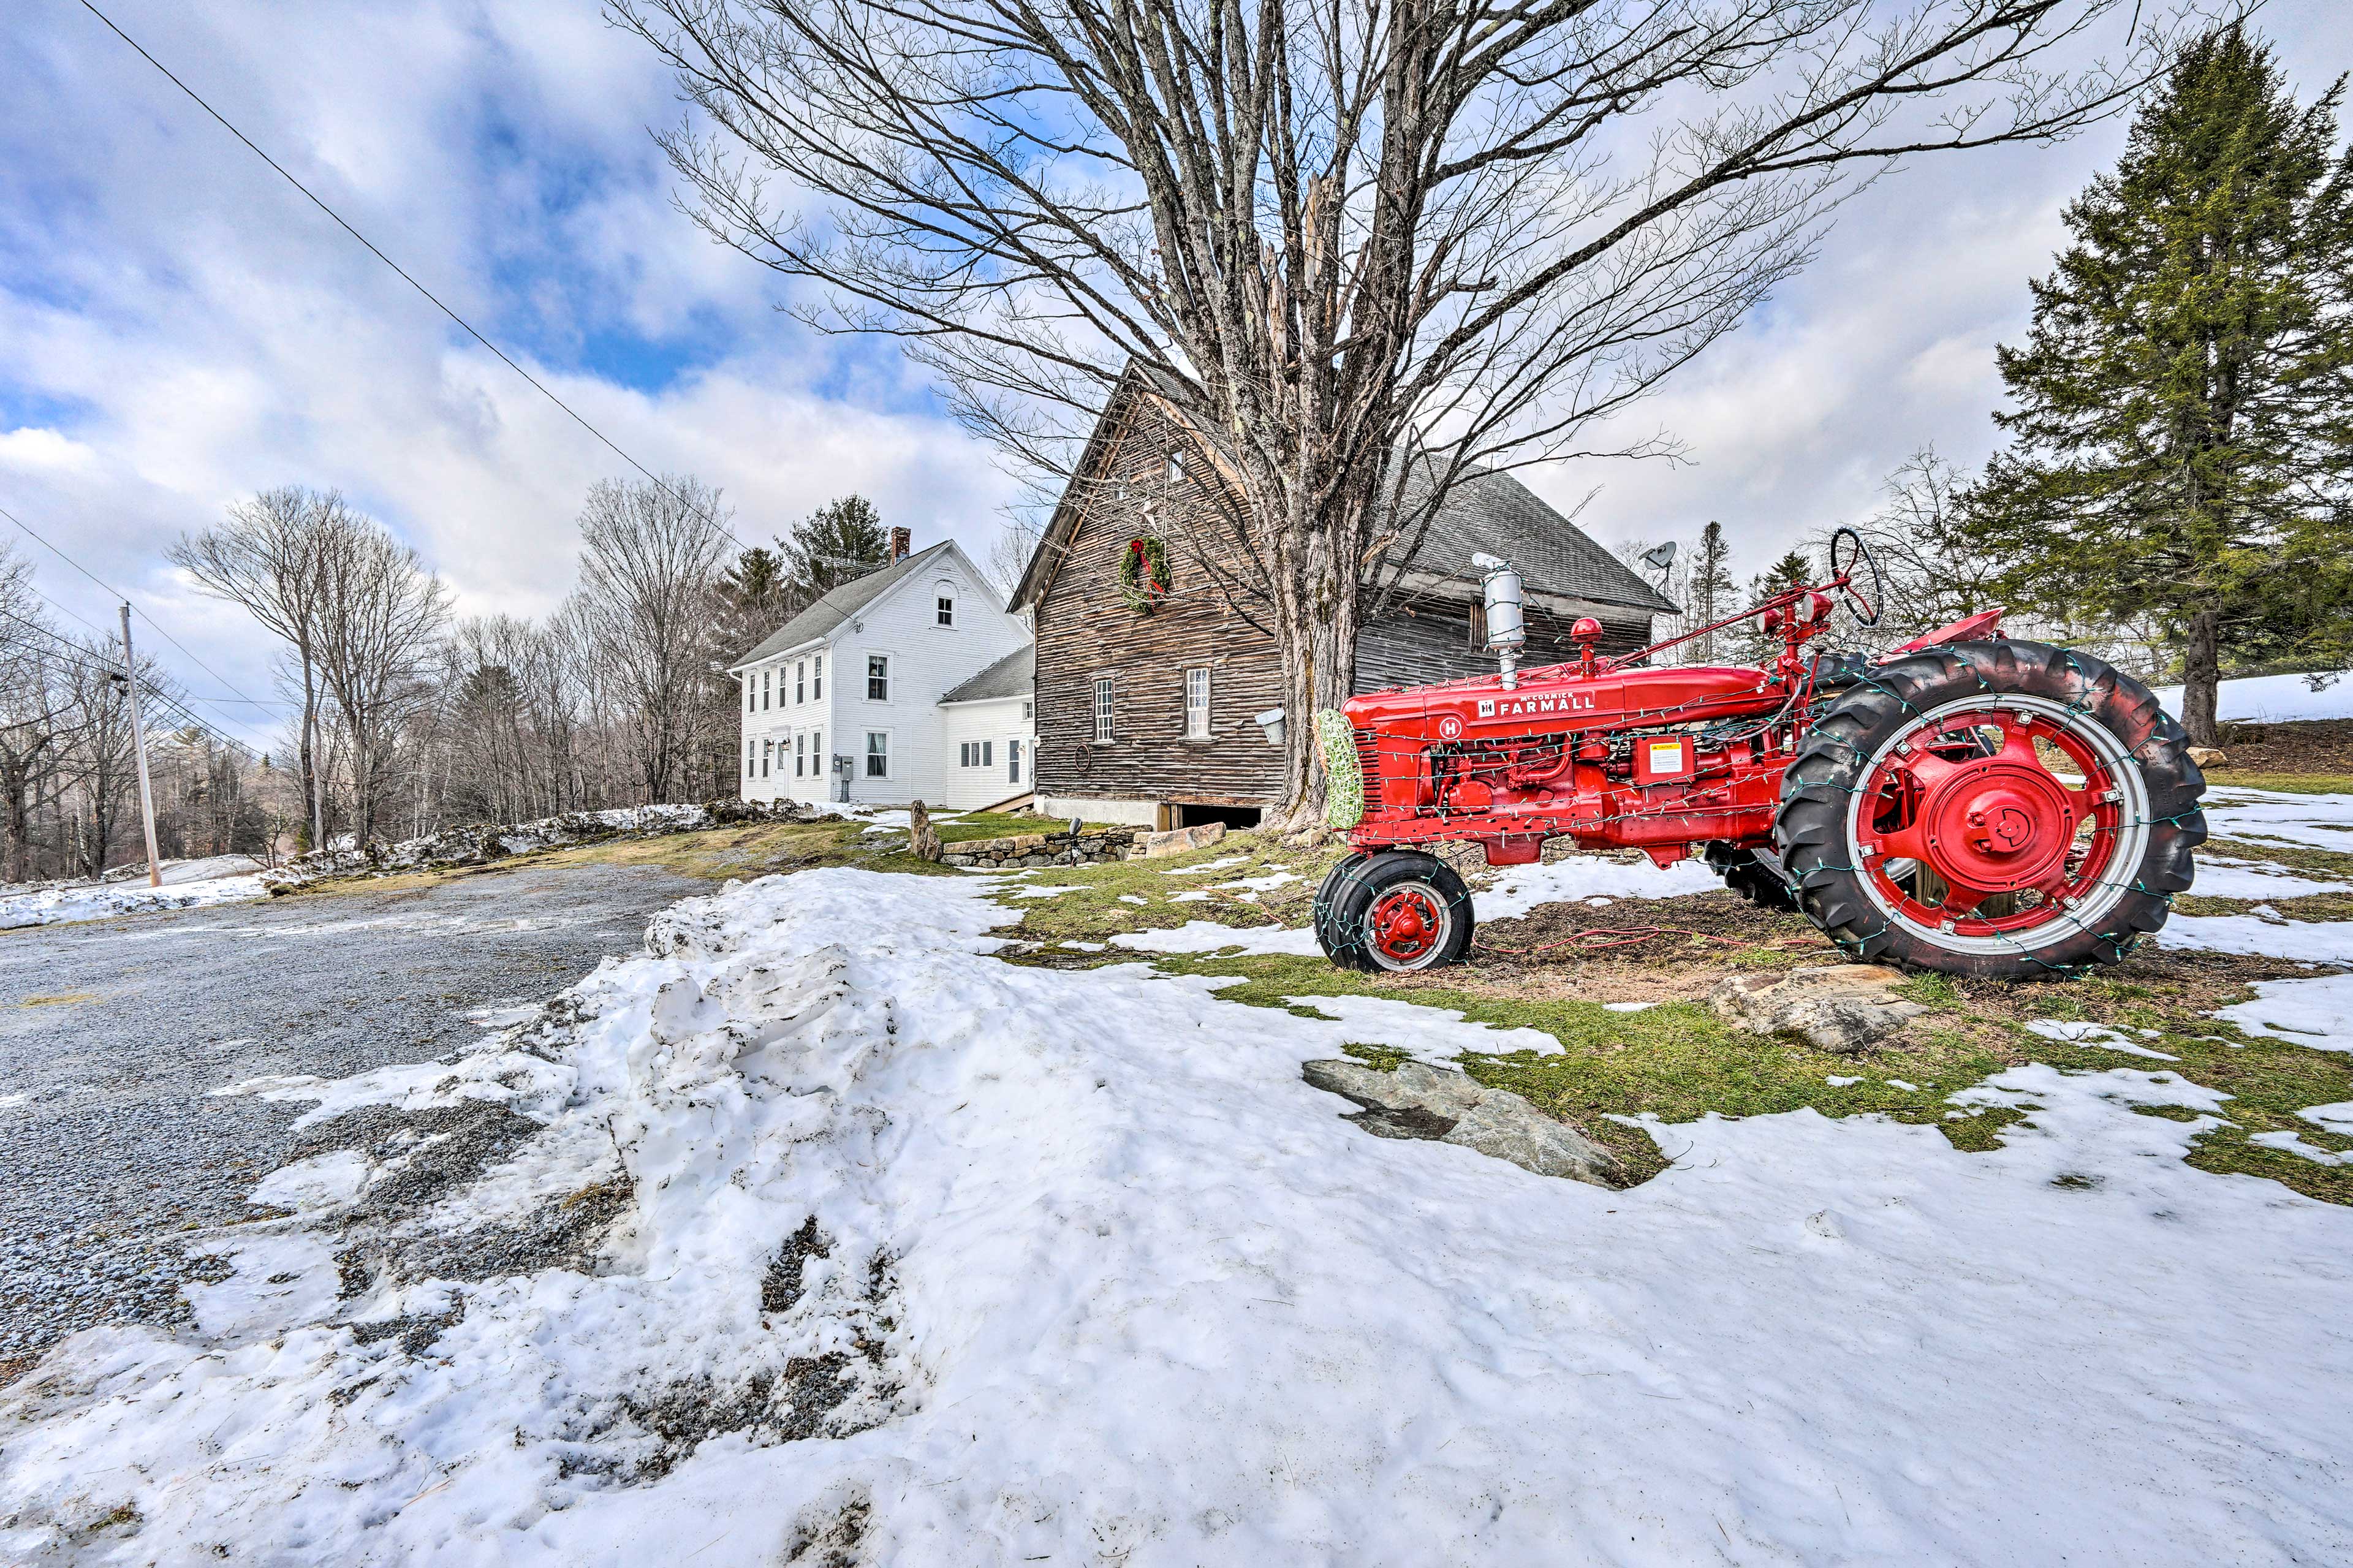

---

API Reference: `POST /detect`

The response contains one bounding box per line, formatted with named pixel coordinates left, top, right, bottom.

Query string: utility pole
left=119, top=604, right=163, bottom=888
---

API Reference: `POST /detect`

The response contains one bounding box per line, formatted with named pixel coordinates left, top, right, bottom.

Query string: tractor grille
left=1354, top=726, right=1383, bottom=814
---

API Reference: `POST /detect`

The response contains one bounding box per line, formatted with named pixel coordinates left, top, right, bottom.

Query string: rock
left=1708, top=964, right=1926, bottom=1054
left=1301, top=1059, right=1623, bottom=1186
left=907, top=800, right=944, bottom=863
left=2187, top=746, right=2228, bottom=768
left=1140, top=822, right=1226, bottom=858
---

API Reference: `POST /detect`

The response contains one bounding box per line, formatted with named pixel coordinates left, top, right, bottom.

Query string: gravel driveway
left=0, top=862, right=703, bottom=1384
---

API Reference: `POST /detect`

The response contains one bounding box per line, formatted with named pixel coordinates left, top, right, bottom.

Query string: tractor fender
left=1889, top=607, right=2005, bottom=653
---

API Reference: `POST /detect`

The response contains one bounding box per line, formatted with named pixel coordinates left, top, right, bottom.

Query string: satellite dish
left=1640, top=542, right=1678, bottom=570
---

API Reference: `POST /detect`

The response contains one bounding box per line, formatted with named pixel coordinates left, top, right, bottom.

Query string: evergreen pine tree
left=1975, top=25, right=2353, bottom=743
left=1688, top=521, right=1737, bottom=662
left=784, top=496, right=890, bottom=604
left=715, top=545, right=792, bottom=658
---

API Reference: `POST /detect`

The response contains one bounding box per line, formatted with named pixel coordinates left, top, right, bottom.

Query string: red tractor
left=1312, top=530, right=2207, bottom=980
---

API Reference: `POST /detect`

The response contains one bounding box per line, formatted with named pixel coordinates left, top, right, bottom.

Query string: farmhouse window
left=937, top=595, right=955, bottom=627
left=868, top=654, right=890, bottom=701
left=865, top=731, right=890, bottom=778
left=1093, top=678, right=1116, bottom=743
left=813, top=654, right=824, bottom=699
left=745, top=740, right=754, bottom=779
left=1021, top=700, right=1034, bottom=722
left=1184, top=667, right=1211, bottom=739
left=745, top=680, right=753, bottom=715
left=762, top=670, right=771, bottom=710
left=812, top=731, right=822, bottom=773
left=796, top=733, right=806, bottom=777
left=797, top=662, right=806, bottom=703
left=761, top=739, right=771, bottom=778
left=958, top=742, right=974, bottom=768
left=1008, top=739, right=1022, bottom=783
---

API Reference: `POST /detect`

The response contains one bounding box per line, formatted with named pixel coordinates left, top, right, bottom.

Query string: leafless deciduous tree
left=311, top=517, right=452, bottom=847
left=170, top=487, right=344, bottom=847
left=618, top=0, right=2175, bottom=819
left=573, top=475, right=737, bottom=804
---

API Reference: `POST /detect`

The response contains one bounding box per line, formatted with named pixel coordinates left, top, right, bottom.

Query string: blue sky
left=1, top=1, right=2344, bottom=750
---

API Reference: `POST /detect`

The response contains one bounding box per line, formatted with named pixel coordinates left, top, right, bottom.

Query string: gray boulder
left=1302, top=1058, right=1623, bottom=1186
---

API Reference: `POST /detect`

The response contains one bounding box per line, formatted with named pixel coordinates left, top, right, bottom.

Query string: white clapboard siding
left=734, top=542, right=1026, bottom=809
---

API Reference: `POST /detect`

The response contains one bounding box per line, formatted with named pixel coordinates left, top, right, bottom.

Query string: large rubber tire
left=1775, top=641, right=2205, bottom=979
left=1701, top=841, right=1801, bottom=912
left=1311, top=851, right=1372, bottom=961
left=1322, top=850, right=1476, bottom=974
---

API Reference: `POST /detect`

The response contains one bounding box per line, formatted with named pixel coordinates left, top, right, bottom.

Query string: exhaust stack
left=1474, top=553, right=1525, bottom=690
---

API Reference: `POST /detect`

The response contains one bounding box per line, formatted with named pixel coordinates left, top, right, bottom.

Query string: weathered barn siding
left=1353, top=598, right=1653, bottom=692
left=1031, top=402, right=1287, bottom=808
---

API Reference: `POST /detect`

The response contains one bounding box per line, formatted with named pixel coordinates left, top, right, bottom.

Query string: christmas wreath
left=1118, top=534, right=1172, bottom=611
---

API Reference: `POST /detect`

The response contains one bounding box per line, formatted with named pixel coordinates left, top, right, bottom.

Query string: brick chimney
left=888, top=526, right=911, bottom=565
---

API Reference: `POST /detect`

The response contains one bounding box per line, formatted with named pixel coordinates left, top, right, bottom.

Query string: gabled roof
left=1010, top=362, right=1677, bottom=616
left=939, top=642, right=1033, bottom=705
left=731, top=541, right=958, bottom=668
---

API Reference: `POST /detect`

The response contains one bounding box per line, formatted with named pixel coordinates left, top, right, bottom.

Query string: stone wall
left=942, top=827, right=1142, bottom=869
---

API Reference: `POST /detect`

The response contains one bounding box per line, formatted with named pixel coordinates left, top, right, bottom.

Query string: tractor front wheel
left=1317, top=850, right=1476, bottom=973
left=1775, top=641, right=2206, bottom=980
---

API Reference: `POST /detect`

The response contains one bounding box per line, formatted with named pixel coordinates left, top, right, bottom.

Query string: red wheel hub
left=1918, top=760, right=2076, bottom=893
left=1857, top=706, right=2122, bottom=935
left=1368, top=885, right=1445, bottom=964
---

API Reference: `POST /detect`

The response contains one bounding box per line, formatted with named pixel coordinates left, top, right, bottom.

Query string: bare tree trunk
left=2181, top=607, right=2222, bottom=748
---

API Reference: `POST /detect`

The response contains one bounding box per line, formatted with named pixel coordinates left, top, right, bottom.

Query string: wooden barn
left=1010, top=365, right=1680, bottom=828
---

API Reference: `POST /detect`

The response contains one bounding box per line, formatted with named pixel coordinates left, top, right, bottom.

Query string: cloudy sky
left=2, top=1, right=2343, bottom=749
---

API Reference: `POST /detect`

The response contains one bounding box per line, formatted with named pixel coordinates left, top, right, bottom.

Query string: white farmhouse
left=731, top=534, right=1029, bottom=809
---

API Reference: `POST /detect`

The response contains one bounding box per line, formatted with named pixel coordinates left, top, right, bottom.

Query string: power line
left=78, top=0, right=754, bottom=559
left=0, top=626, right=257, bottom=759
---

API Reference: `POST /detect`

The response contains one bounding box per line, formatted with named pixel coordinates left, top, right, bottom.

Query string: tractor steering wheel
left=1829, top=526, right=1884, bottom=628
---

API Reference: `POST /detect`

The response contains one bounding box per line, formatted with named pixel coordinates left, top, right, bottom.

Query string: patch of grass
left=2173, top=890, right=2353, bottom=922
left=2203, top=835, right=2353, bottom=880
left=986, top=829, right=1343, bottom=947
left=2203, top=770, right=2353, bottom=796
left=929, top=809, right=1123, bottom=844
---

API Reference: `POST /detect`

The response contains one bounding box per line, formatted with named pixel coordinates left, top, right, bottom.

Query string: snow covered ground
left=2154, top=669, right=2353, bottom=724
left=0, top=866, right=268, bottom=930
left=7, top=858, right=2352, bottom=1564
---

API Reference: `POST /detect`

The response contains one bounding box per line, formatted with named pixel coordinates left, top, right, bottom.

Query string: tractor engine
left=1333, top=629, right=1803, bottom=870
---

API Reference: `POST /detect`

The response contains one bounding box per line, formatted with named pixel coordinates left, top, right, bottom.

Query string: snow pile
left=0, top=867, right=269, bottom=930
left=7, top=871, right=2353, bottom=1564
left=2154, top=669, right=2353, bottom=724
left=2216, top=973, right=2353, bottom=1053
left=258, top=800, right=832, bottom=890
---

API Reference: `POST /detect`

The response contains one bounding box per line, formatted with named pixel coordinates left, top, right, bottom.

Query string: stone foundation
left=942, top=827, right=1143, bottom=869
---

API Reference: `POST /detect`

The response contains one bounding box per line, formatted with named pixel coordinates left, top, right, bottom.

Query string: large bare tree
left=171, top=487, right=342, bottom=847
left=618, top=0, right=2177, bottom=819
left=573, top=475, right=737, bottom=804
left=310, top=515, right=452, bottom=847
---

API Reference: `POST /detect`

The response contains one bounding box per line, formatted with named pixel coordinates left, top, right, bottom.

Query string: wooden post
left=119, top=604, right=163, bottom=888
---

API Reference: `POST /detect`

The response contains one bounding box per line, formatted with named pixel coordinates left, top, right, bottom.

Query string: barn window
left=1184, top=667, right=1210, bottom=739
left=1093, top=677, right=1116, bottom=743
left=1468, top=600, right=1488, bottom=648
left=1165, top=449, right=1184, bottom=488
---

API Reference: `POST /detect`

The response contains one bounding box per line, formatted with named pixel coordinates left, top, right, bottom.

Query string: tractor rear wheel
left=1775, top=641, right=2206, bottom=980
left=1701, top=842, right=1800, bottom=912
left=1319, top=850, right=1475, bottom=973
